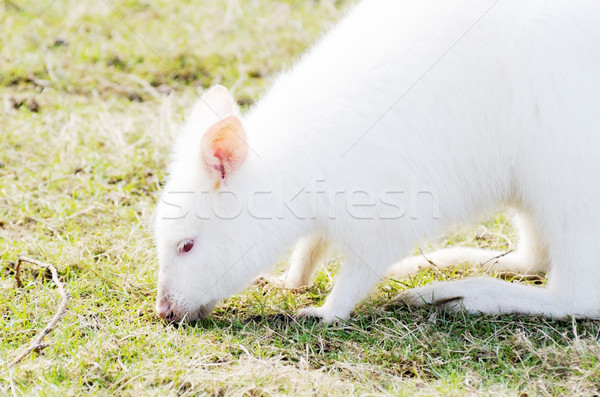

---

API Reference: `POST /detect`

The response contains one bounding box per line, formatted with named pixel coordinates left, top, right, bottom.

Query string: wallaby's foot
left=394, top=277, right=574, bottom=317
left=392, top=281, right=472, bottom=313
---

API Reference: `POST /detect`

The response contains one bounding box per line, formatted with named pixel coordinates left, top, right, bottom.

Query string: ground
left=1, top=0, right=599, bottom=395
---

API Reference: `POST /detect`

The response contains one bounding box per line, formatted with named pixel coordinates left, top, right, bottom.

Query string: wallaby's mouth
left=189, top=301, right=217, bottom=321
left=157, top=295, right=217, bottom=323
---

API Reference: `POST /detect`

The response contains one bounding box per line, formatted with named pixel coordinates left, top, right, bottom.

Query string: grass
left=1, top=0, right=599, bottom=395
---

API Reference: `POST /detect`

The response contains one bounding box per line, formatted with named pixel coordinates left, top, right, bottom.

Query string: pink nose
left=157, top=297, right=175, bottom=322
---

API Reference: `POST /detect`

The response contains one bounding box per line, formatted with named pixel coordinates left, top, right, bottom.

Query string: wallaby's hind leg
left=387, top=212, right=549, bottom=279
left=396, top=230, right=600, bottom=318
left=279, top=234, right=330, bottom=289
left=393, top=204, right=600, bottom=318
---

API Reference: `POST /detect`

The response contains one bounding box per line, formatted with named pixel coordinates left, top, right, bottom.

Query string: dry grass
left=1, top=0, right=599, bottom=395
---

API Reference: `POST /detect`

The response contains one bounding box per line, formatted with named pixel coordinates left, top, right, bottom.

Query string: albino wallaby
left=155, top=0, right=600, bottom=323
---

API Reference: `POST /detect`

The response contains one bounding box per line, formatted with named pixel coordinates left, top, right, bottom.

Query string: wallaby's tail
left=387, top=246, right=546, bottom=279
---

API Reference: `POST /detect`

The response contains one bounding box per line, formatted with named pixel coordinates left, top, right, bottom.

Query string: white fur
left=155, top=0, right=600, bottom=322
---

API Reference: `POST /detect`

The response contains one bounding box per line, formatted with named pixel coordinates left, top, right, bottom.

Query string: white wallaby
left=155, top=0, right=600, bottom=323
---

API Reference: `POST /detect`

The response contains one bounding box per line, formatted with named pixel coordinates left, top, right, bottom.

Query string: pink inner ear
left=201, top=116, right=248, bottom=181
left=212, top=148, right=227, bottom=179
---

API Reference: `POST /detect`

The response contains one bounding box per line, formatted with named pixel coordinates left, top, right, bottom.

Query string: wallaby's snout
left=156, top=286, right=216, bottom=323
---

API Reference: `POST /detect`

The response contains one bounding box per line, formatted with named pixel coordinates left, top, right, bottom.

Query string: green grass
left=1, top=0, right=599, bottom=395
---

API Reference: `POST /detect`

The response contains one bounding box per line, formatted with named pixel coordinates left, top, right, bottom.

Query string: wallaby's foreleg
left=280, top=234, right=330, bottom=289
left=297, top=249, right=384, bottom=322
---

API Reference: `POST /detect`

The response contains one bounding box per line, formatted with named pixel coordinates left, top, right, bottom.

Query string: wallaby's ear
left=197, top=85, right=239, bottom=119
left=201, top=115, right=248, bottom=181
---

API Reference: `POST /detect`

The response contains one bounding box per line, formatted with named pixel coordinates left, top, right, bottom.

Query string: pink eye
left=177, top=239, right=194, bottom=254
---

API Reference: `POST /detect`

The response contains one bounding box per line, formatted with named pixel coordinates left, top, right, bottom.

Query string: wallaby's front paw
left=255, top=274, right=310, bottom=291
left=254, top=274, right=285, bottom=288
left=296, top=306, right=349, bottom=324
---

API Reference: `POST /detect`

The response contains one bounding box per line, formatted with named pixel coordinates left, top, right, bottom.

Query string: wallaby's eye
left=177, top=239, right=194, bottom=255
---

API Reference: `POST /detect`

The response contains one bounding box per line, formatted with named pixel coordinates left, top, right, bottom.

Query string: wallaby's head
left=155, top=86, right=256, bottom=322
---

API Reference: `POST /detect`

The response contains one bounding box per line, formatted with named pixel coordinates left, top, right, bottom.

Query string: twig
left=418, top=248, right=441, bottom=271
left=9, top=256, right=70, bottom=368
left=3, top=0, right=22, bottom=12
left=480, top=249, right=513, bottom=268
